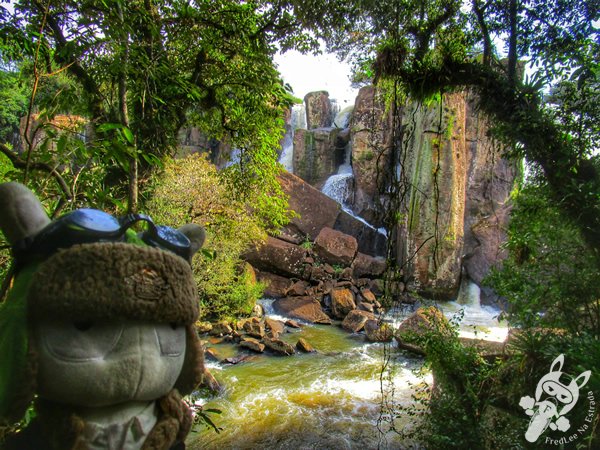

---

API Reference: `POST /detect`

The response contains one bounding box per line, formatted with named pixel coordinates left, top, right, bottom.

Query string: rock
left=285, top=280, right=310, bottom=297
left=459, top=337, right=506, bottom=359
left=334, top=211, right=387, bottom=257
left=293, top=127, right=345, bottom=186
left=304, top=91, right=334, bottom=129
left=330, top=287, right=356, bottom=319
left=204, top=347, right=221, bottom=361
left=314, top=227, right=358, bottom=267
left=369, top=279, right=384, bottom=296
left=195, top=321, right=213, bottom=334
left=264, top=337, right=296, bottom=356
left=279, top=171, right=340, bottom=241
left=201, top=367, right=222, bottom=393
left=309, top=265, right=329, bottom=282
left=340, top=267, right=353, bottom=280
left=296, top=338, right=316, bottom=353
left=240, top=337, right=266, bottom=353
left=243, top=320, right=265, bottom=339
left=364, top=320, right=393, bottom=342
left=357, top=301, right=374, bottom=313
left=265, top=318, right=285, bottom=338
left=395, top=307, right=453, bottom=353
left=244, top=236, right=306, bottom=278
left=210, top=320, right=233, bottom=336
left=285, top=319, right=302, bottom=328
left=349, top=85, right=392, bottom=224
left=223, top=354, right=256, bottom=365
left=273, top=296, right=332, bottom=324
left=352, top=253, right=387, bottom=279
left=255, top=270, right=291, bottom=298
left=358, top=288, right=377, bottom=304
left=341, top=309, right=375, bottom=333
left=251, top=302, right=264, bottom=318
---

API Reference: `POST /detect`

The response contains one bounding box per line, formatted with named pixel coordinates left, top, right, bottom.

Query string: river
left=188, top=283, right=506, bottom=449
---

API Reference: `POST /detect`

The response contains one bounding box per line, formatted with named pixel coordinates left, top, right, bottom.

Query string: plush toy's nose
left=35, top=320, right=186, bottom=407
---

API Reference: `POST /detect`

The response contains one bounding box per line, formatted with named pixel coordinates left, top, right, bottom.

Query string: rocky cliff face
left=288, top=87, right=517, bottom=300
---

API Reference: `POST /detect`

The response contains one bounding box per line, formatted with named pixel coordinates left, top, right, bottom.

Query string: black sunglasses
left=12, top=208, right=192, bottom=268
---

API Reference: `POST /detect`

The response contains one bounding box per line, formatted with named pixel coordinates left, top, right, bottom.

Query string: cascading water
left=320, top=135, right=387, bottom=238
left=279, top=104, right=307, bottom=172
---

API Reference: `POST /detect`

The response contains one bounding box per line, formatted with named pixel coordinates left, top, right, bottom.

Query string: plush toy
left=0, top=182, right=206, bottom=450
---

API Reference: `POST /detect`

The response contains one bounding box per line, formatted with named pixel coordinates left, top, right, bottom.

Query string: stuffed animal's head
left=0, top=182, right=205, bottom=423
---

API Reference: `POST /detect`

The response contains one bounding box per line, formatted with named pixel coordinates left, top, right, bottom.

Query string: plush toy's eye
left=73, top=320, right=94, bottom=331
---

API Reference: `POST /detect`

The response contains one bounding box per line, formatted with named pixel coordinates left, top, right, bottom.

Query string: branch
left=32, top=0, right=106, bottom=120
left=0, top=143, right=72, bottom=202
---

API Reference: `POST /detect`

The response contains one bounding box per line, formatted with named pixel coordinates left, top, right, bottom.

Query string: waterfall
left=279, top=104, right=307, bottom=172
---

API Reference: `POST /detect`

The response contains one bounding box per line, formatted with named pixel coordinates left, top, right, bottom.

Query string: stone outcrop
left=304, top=91, right=334, bottom=129
left=348, top=85, right=392, bottom=226
left=284, top=87, right=516, bottom=300
left=279, top=171, right=341, bottom=241
left=293, top=127, right=345, bottom=186
left=347, top=87, right=517, bottom=299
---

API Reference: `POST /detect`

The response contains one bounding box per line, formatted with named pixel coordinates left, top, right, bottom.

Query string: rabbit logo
left=519, top=354, right=591, bottom=443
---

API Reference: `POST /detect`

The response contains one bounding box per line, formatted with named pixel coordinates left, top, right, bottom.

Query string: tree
left=0, top=0, right=304, bottom=213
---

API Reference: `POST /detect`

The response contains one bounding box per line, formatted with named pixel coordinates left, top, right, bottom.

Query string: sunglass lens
left=67, top=209, right=121, bottom=233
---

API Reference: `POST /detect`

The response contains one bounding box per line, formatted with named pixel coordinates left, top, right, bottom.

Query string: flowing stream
left=188, top=285, right=506, bottom=449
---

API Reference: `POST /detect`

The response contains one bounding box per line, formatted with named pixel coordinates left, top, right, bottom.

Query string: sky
left=274, top=50, right=359, bottom=106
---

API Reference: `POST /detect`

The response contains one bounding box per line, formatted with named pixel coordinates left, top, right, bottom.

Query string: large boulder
left=244, top=236, right=306, bottom=278
left=273, top=296, right=332, bottom=324
left=304, top=91, right=334, bottom=129
left=364, top=319, right=394, bottom=342
left=255, top=270, right=291, bottom=298
left=351, top=252, right=387, bottom=278
left=314, top=227, right=358, bottom=267
left=330, top=287, right=356, bottom=319
left=341, top=309, right=376, bottom=333
left=279, top=171, right=340, bottom=241
left=333, top=211, right=387, bottom=257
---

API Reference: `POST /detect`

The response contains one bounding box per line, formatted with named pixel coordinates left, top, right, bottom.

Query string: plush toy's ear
left=0, top=182, right=50, bottom=244
left=178, top=224, right=206, bottom=262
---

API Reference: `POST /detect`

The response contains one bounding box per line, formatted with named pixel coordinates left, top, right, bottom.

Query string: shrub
left=146, top=153, right=273, bottom=320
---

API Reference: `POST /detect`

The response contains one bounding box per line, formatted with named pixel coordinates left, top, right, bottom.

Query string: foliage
left=1, top=0, right=302, bottom=212
left=487, top=180, right=600, bottom=337
left=0, top=70, right=28, bottom=147
left=146, top=154, right=275, bottom=320
left=396, top=310, right=497, bottom=448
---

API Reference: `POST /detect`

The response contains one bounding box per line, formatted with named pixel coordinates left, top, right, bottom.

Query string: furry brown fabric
left=142, top=390, right=192, bottom=450
left=28, top=243, right=199, bottom=324
left=174, top=325, right=205, bottom=396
